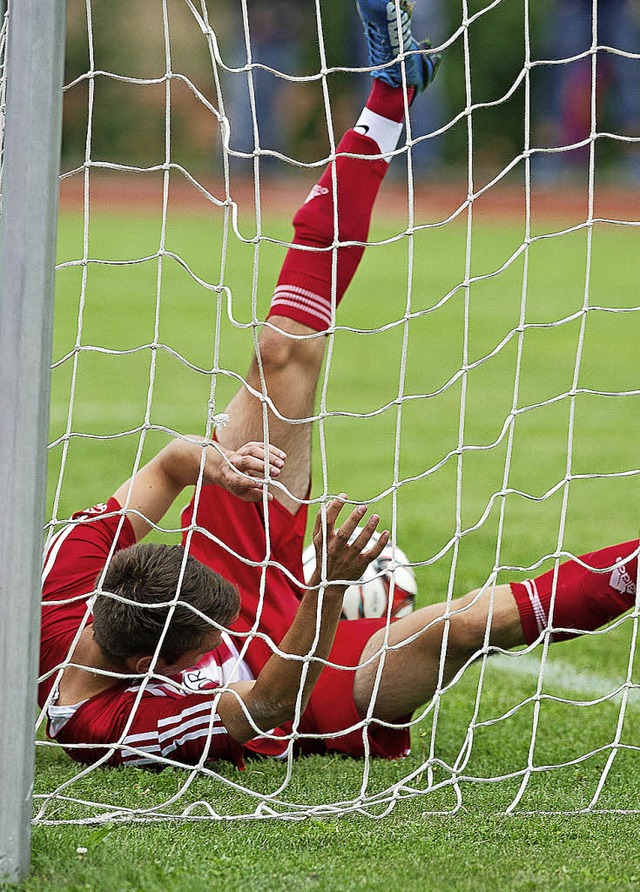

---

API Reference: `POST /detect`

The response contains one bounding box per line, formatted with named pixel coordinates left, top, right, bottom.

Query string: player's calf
left=268, top=2, right=443, bottom=334
left=253, top=317, right=325, bottom=376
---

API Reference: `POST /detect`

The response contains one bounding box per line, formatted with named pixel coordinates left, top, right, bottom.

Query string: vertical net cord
left=256, top=0, right=307, bottom=795
left=581, top=0, right=637, bottom=811
left=497, top=0, right=536, bottom=813
left=424, top=0, right=475, bottom=802
left=113, top=0, right=173, bottom=665
left=228, top=1, right=285, bottom=783
left=312, top=0, right=337, bottom=667
left=479, top=0, right=535, bottom=809
left=135, top=0, right=204, bottom=811
left=194, top=1, right=303, bottom=790
left=186, top=5, right=265, bottom=755
left=215, top=0, right=334, bottom=803
left=306, top=0, right=348, bottom=786
left=46, top=0, right=96, bottom=549
left=508, top=0, right=600, bottom=815
left=458, top=0, right=538, bottom=785
left=354, top=0, right=420, bottom=806
left=267, top=0, right=343, bottom=796
left=35, top=0, right=99, bottom=752
left=189, top=0, right=260, bottom=707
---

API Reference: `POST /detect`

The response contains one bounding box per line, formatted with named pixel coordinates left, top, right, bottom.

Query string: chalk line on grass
left=491, top=652, right=640, bottom=705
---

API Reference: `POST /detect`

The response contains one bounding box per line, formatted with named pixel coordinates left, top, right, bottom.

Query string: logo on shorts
left=609, top=559, right=636, bottom=597
left=304, top=184, right=329, bottom=204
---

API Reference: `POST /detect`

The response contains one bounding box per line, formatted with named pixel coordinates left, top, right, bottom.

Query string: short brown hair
left=92, top=543, right=240, bottom=665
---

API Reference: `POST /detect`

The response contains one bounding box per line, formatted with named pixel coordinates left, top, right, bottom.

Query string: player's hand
left=310, top=495, right=389, bottom=586
left=209, top=442, right=286, bottom=502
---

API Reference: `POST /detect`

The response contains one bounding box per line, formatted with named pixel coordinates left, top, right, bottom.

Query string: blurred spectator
left=220, top=0, right=306, bottom=176
left=535, top=0, right=640, bottom=184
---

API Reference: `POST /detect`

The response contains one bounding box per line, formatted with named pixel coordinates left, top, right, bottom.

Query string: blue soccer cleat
left=357, top=0, right=442, bottom=95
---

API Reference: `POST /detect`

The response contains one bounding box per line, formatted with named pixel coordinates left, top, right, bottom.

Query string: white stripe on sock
left=353, top=107, right=403, bottom=160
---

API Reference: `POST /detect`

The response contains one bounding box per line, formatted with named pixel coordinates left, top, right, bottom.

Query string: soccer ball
left=301, top=529, right=417, bottom=620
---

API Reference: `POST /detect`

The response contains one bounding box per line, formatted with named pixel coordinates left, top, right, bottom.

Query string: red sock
left=511, top=540, right=639, bottom=644
left=267, top=82, right=409, bottom=332
left=366, top=78, right=416, bottom=122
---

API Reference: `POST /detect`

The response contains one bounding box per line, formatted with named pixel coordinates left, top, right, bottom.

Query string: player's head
left=92, top=542, right=240, bottom=670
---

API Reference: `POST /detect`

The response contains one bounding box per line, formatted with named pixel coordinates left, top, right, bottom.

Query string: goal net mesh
left=33, top=0, right=639, bottom=824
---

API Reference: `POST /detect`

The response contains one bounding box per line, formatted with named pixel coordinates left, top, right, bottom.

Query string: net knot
left=209, top=407, right=229, bottom=429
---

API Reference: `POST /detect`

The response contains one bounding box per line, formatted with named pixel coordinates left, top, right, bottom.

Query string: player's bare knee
left=254, top=325, right=297, bottom=373
left=255, top=322, right=322, bottom=376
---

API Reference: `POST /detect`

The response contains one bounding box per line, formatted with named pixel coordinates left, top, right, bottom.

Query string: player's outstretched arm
left=112, top=436, right=286, bottom=541
left=217, top=498, right=390, bottom=744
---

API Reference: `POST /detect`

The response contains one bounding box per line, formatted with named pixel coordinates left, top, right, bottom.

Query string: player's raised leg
left=353, top=540, right=639, bottom=720
left=217, top=0, right=441, bottom=514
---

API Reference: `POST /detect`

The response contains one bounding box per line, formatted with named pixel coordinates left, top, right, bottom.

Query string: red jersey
left=39, top=499, right=288, bottom=769
left=181, top=482, right=412, bottom=760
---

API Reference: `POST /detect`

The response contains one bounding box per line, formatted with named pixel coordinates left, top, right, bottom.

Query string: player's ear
left=133, top=655, right=154, bottom=674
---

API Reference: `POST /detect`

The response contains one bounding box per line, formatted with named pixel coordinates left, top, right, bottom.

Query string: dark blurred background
left=62, top=0, right=640, bottom=184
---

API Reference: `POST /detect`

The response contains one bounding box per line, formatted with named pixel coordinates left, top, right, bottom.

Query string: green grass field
left=17, top=197, right=640, bottom=891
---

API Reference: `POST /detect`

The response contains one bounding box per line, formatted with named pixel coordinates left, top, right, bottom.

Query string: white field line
left=492, top=653, right=640, bottom=706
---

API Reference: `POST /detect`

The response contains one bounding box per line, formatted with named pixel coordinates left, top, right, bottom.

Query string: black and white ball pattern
left=302, top=529, right=417, bottom=620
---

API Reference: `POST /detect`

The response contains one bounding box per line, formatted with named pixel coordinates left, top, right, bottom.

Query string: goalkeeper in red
left=39, top=1, right=639, bottom=770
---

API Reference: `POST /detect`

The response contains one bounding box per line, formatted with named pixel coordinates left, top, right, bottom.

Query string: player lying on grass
left=39, top=1, right=639, bottom=769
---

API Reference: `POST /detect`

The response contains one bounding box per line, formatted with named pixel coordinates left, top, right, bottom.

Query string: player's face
left=158, top=628, right=225, bottom=675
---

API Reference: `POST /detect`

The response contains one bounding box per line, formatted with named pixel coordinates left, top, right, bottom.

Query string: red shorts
left=181, top=485, right=411, bottom=759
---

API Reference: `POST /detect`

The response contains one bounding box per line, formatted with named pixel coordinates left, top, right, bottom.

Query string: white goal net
left=33, top=0, right=640, bottom=826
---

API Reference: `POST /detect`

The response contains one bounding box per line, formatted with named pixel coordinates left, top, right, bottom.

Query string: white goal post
left=2, top=0, right=640, bottom=872
left=0, top=0, right=66, bottom=882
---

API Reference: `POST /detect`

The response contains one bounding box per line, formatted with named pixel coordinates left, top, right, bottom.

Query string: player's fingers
left=245, top=487, right=273, bottom=503
left=313, top=494, right=348, bottom=540
left=249, top=445, right=286, bottom=477
left=231, top=455, right=262, bottom=476
left=240, top=442, right=286, bottom=465
left=234, top=453, right=281, bottom=479
left=325, top=494, right=349, bottom=530
left=348, top=513, right=382, bottom=553
left=361, top=528, right=390, bottom=563
left=266, top=444, right=286, bottom=467
left=335, top=503, right=368, bottom=543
